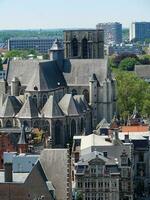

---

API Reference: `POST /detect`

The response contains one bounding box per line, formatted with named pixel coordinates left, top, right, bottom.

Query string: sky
left=0, top=0, right=150, bottom=30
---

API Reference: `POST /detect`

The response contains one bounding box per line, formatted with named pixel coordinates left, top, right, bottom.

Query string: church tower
left=64, top=29, right=104, bottom=59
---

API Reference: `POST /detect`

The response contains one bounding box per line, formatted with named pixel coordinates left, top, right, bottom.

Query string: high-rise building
left=130, top=22, right=150, bottom=42
left=96, top=22, right=122, bottom=45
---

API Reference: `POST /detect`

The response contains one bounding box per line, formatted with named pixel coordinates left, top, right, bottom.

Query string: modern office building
left=8, top=37, right=63, bottom=54
left=130, top=22, right=150, bottom=42
left=96, top=22, right=122, bottom=45
left=106, top=43, right=143, bottom=56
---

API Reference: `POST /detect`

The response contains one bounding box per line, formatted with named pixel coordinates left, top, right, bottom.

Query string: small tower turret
left=11, top=77, right=20, bottom=96
left=49, top=39, right=64, bottom=71
left=18, top=124, right=27, bottom=153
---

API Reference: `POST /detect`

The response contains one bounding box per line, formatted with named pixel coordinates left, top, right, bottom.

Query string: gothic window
left=55, top=120, right=62, bottom=145
left=33, top=95, right=37, bottom=107
left=71, top=119, right=76, bottom=138
left=82, top=38, right=88, bottom=58
left=82, top=89, right=89, bottom=103
left=43, top=120, right=50, bottom=134
left=42, top=94, right=47, bottom=107
left=15, top=119, right=20, bottom=127
left=71, top=89, right=77, bottom=96
left=33, top=120, right=39, bottom=128
left=5, top=120, right=12, bottom=128
left=71, top=38, right=78, bottom=57
left=23, top=121, right=29, bottom=128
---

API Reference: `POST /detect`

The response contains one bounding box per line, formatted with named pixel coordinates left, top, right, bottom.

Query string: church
left=0, top=30, right=116, bottom=147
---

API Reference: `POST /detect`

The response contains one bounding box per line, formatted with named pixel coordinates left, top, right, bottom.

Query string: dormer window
left=121, top=150, right=128, bottom=166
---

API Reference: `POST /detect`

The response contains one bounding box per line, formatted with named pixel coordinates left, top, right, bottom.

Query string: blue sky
left=0, top=0, right=150, bottom=29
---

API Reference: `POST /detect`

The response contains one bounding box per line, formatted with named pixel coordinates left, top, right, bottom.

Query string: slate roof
left=7, top=60, right=67, bottom=90
left=80, top=134, right=113, bottom=150
left=59, top=94, right=79, bottom=116
left=16, top=96, right=40, bottom=119
left=0, top=96, right=22, bottom=117
left=135, top=65, right=150, bottom=79
left=41, top=95, right=64, bottom=118
left=79, top=134, right=132, bottom=166
left=39, top=149, right=69, bottom=200
left=78, top=151, right=117, bottom=166
left=63, top=58, right=109, bottom=85
left=0, top=172, right=29, bottom=183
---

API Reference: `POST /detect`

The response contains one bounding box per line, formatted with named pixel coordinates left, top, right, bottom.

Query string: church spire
left=18, top=124, right=27, bottom=153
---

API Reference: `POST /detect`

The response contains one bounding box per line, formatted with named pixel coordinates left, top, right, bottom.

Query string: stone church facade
left=0, top=30, right=116, bottom=147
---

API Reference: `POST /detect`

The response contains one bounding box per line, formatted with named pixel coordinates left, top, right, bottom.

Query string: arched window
left=42, top=95, right=47, bottom=107
left=55, top=120, right=62, bottom=145
left=71, top=89, right=77, bottom=96
left=71, top=38, right=78, bottom=57
left=23, top=121, right=29, bottom=128
left=82, top=38, right=88, bottom=58
left=71, top=119, right=76, bottom=138
left=6, top=120, right=12, bottom=128
left=15, top=119, right=20, bottom=127
left=82, top=89, right=89, bottom=103
left=33, top=95, right=37, bottom=107
left=43, top=120, right=50, bottom=134
left=33, top=120, right=39, bottom=128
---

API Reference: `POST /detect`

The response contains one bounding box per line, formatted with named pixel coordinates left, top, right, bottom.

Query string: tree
left=115, top=70, right=149, bottom=120
left=109, top=53, right=138, bottom=69
left=138, top=55, right=150, bottom=65
left=76, top=192, right=83, bottom=200
left=142, top=86, right=150, bottom=117
left=119, top=57, right=138, bottom=71
left=5, top=49, right=38, bottom=59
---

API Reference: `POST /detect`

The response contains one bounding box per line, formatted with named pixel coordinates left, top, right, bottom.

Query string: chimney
left=103, top=151, right=108, bottom=158
left=4, top=163, right=13, bottom=182
left=124, top=134, right=129, bottom=143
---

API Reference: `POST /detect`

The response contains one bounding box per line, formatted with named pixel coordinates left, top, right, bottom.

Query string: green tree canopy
left=5, top=49, right=38, bottom=59
left=119, top=57, right=138, bottom=71
left=115, top=70, right=150, bottom=119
